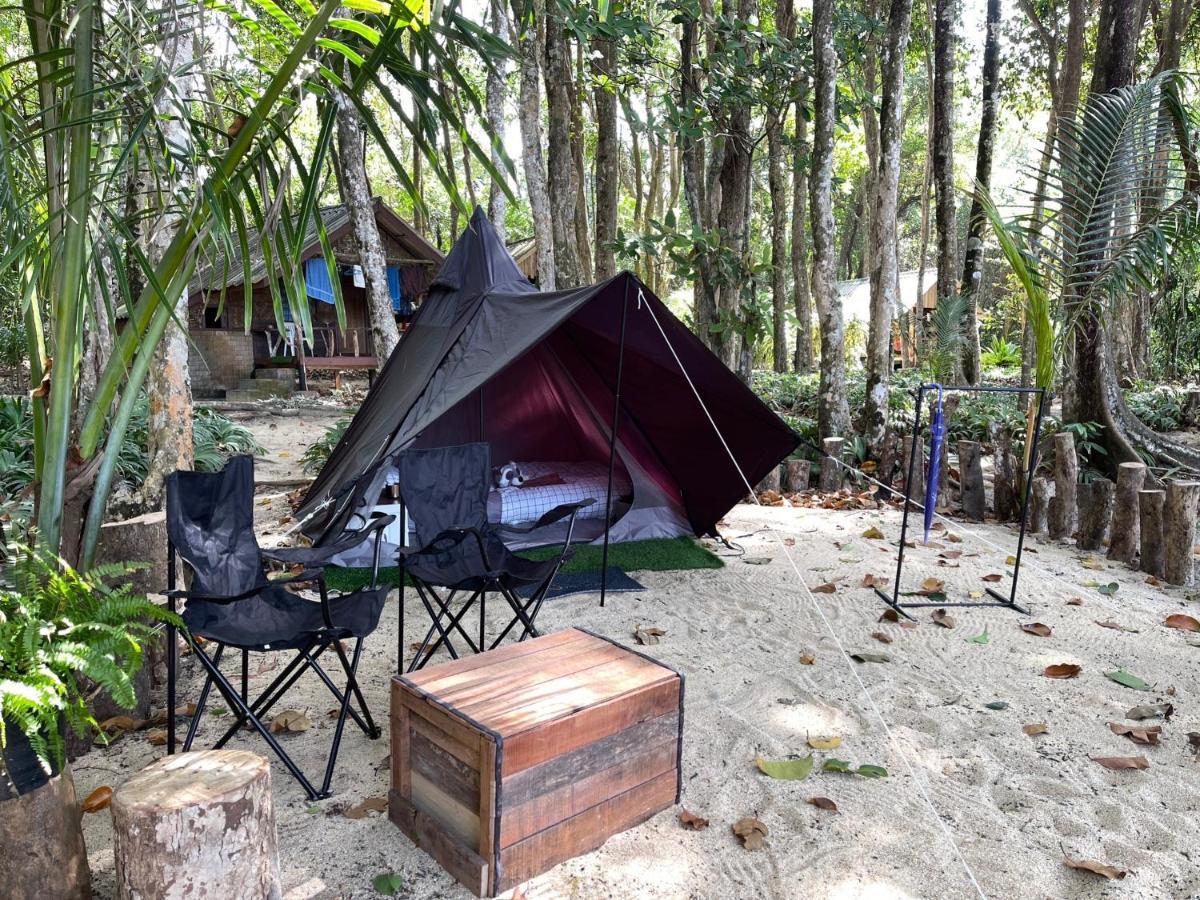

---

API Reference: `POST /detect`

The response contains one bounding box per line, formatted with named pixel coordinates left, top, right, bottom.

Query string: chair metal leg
left=411, top=587, right=482, bottom=671
left=213, top=642, right=322, bottom=749
left=184, top=643, right=225, bottom=751
left=320, top=637, right=366, bottom=795
left=300, top=644, right=376, bottom=738
left=241, top=650, right=249, bottom=703
left=479, top=592, right=486, bottom=654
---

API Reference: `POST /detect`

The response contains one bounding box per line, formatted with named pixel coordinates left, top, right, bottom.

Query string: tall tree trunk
left=861, top=0, right=913, bottom=455
left=141, top=2, right=196, bottom=510
left=680, top=13, right=718, bottom=352
left=510, top=0, right=555, bottom=288
left=592, top=32, right=618, bottom=280
left=915, top=0, right=935, bottom=362
left=811, top=0, right=852, bottom=440
left=768, top=0, right=795, bottom=374
left=791, top=89, right=814, bottom=373
left=486, top=0, right=509, bottom=240
left=569, top=40, right=593, bottom=283
left=932, top=0, right=958, bottom=372
left=958, top=0, right=1002, bottom=384
left=543, top=9, right=583, bottom=287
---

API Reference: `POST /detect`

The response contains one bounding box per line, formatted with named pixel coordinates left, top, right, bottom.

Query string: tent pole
left=600, top=277, right=632, bottom=607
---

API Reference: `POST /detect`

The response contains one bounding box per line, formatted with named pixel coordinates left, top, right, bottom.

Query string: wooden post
left=757, top=466, right=781, bottom=494
left=1164, top=481, right=1200, bottom=586
left=785, top=459, right=811, bottom=492
left=900, top=434, right=918, bottom=511
left=818, top=437, right=844, bottom=492
left=1076, top=478, right=1115, bottom=552
left=1049, top=431, right=1078, bottom=540
left=957, top=441, right=985, bottom=521
left=1108, top=462, right=1147, bottom=564
left=988, top=422, right=1017, bottom=521
left=1139, top=489, right=1166, bottom=579
left=111, top=750, right=281, bottom=900
left=1030, top=477, right=1052, bottom=534
left=0, top=769, right=91, bottom=899
left=1184, top=388, right=1200, bottom=427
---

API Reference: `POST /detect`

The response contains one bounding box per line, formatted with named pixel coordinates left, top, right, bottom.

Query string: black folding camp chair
left=164, top=455, right=392, bottom=800
left=397, top=443, right=593, bottom=671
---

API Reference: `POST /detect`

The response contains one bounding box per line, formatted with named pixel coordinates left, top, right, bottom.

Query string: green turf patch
left=321, top=537, right=723, bottom=594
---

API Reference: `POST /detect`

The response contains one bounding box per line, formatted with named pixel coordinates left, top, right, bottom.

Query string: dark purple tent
left=298, top=208, right=798, bottom=552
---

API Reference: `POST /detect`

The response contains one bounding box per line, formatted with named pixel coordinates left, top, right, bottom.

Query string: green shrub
left=302, top=418, right=351, bottom=475
left=1126, top=383, right=1187, bottom=432
left=980, top=337, right=1022, bottom=370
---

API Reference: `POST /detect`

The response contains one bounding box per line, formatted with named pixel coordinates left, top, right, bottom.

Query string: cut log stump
left=988, top=422, right=1018, bottom=521
left=785, top=459, right=811, bottom=492
left=756, top=466, right=781, bottom=494
left=1076, top=478, right=1115, bottom=552
left=1108, top=462, right=1147, bottom=564
left=1050, top=432, right=1078, bottom=540
left=1030, top=477, right=1052, bottom=534
left=1139, top=489, right=1166, bottom=580
left=818, top=437, right=844, bottom=492
left=1165, top=481, right=1200, bottom=587
left=900, top=435, right=919, bottom=512
left=0, top=768, right=91, bottom=900
left=111, top=750, right=281, bottom=900
left=958, top=441, right=985, bottom=521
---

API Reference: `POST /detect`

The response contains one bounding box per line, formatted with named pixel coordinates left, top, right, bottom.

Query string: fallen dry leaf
left=1020, top=622, right=1052, bottom=637
left=1022, top=723, right=1049, bottom=736
left=919, top=577, right=945, bottom=595
left=1080, top=556, right=1105, bottom=570
left=343, top=796, right=389, bottom=820
left=1126, top=703, right=1173, bottom=721
left=1091, top=755, right=1150, bottom=771
left=1063, top=854, right=1127, bottom=880
left=99, top=715, right=146, bottom=735
left=732, top=816, right=769, bottom=850
left=1044, top=663, right=1082, bottom=679
left=861, top=573, right=885, bottom=588
left=862, top=526, right=886, bottom=540
left=176, top=702, right=197, bottom=717
left=870, top=631, right=893, bottom=644
left=678, top=809, right=710, bottom=830
left=807, top=797, right=838, bottom=813
left=1165, top=613, right=1200, bottom=633
left=1146, top=575, right=1163, bottom=587
left=946, top=532, right=963, bottom=543
left=633, top=624, right=666, bottom=646
left=144, top=728, right=168, bottom=746
left=1067, top=597, right=1084, bottom=606
left=1108, top=722, right=1161, bottom=746
left=931, top=608, right=955, bottom=629
left=939, top=550, right=963, bottom=560
left=1188, top=733, right=1200, bottom=755
left=812, top=582, right=838, bottom=594
left=981, top=573, right=1003, bottom=583
left=1095, top=619, right=1139, bottom=633
left=878, top=609, right=901, bottom=623
left=799, top=653, right=816, bottom=665
left=270, top=709, right=313, bottom=734
left=807, top=735, right=841, bottom=750
left=81, top=786, right=113, bottom=813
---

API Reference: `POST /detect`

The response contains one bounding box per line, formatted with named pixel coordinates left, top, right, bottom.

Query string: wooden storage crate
left=389, top=627, right=683, bottom=896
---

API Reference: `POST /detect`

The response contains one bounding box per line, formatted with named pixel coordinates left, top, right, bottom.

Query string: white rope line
left=638, top=292, right=989, bottom=900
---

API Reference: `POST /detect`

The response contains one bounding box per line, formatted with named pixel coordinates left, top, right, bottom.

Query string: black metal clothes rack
left=873, top=384, right=1049, bottom=620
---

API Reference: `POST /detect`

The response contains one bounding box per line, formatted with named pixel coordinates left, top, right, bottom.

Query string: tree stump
left=1108, top=462, right=1147, bottom=564
left=988, top=422, right=1017, bottom=521
left=756, top=465, right=781, bottom=494
left=1185, top=388, right=1200, bottom=427
left=1164, top=481, right=1200, bottom=587
left=900, top=435, right=919, bottom=511
left=1030, top=477, right=1052, bottom=534
left=1050, top=432, right=1078, bottom=540
left=957, top=441, right=986, bottom=521
left=1139, top=489, right=1166, bottom=579
left=111, top=750, right=281, bottom=900
left=818, top=437, right=844, bottom=492
left=785, top=459, right=811, bottom=492
left=0, top=768, right=91, bottom=900
left=1076, top=478, right=1115, bottom=552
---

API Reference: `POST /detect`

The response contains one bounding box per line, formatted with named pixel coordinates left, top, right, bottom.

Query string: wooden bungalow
left=187, top=199, right=442, bottom=397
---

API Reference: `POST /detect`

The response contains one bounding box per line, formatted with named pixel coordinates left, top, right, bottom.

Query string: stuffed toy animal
left=495, top=461, right=526, bottom=488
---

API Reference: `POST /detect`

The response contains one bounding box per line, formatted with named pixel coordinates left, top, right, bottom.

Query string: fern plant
left=301, top=419, right=351, bottom=475
left=0, top=545, right=180, bottom=780
left=923, top=292, right=969, bottom=384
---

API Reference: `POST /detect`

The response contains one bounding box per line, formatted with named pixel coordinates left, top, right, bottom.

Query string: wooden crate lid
left=398, top=628, right=677, bottom=738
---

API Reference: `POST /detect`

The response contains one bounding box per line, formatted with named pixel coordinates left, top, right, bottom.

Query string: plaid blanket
left=490, top=461, right=631, bottom=525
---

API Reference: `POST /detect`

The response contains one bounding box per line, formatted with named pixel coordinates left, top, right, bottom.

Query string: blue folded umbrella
left=923, top=384, right=945, bottom=545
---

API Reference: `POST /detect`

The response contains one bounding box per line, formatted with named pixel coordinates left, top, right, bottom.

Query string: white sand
left=74, top=493, right=1200, bottom=899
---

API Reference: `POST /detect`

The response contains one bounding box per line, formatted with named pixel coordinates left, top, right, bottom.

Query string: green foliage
left=302, top=419, right=352, bottom=475
left=1057, top=421, right=1107, bottom=473
left=0, top=544, right=180, bottom=776
left=1126, top=383, right=1188, bottom=432
left=980, top=337, right=1022, bottom=370
left=923, top=293, right=969, bottom=383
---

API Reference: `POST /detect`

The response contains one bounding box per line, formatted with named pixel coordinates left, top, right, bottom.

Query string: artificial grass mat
left=322, top=536, right=723, bottom=593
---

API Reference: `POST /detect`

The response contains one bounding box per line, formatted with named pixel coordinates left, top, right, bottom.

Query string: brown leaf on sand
left=799, top=653, right=816, bottom=665
left=633, top=624, right=665, bottom=645
left=939, top=550, right=963, bottom=560
left=678, top=809, right=710, bottom=830
left=812, top=582, right=838, bottom=594
left=1020, top=622, right=1052, bottom=637
left=1091, top=755, right=1150, bottom=771
left=807, top=797, right=838, bottom=813
left=1066, top=597, right=1083, bottom=606
left=1127, top=703, right=1174, bottom=721
left=919, top=577, right=945, bottom=595
left=931, top=608, right=955, bottom=629
left=1108, top=722, right=1162, bottom=746
left=1095, top=620, right=1139, bottom=633
left=1023, top=723, right=1049, bottom=736
left=269, top=709, right=312, bottom=733
left=871, top=631, right=893, bottom=644
left=981, top=573, right=1003, bottom=583
left=343, top=796, right=389, bottom=819
left=861, top=573, right=885, bottom=588
left=1063, top=854, right=1128, bottom=881
left=732, top=816, right=768, bottom=850
left=1165, top=613, right=1200, bottom=633
left=144, top=728, right=168, bottom=746
left=862, top=526, right=886, bottom=540
left=81, top=786, right=113, bottom=813
left=1188, top=733, right=1200, bottom=756
left=99, top=715, right=146, bottom=735
left=1044, top=663, right=1082, bottom=679
left=878, top=609, right=901, bottom=623
left=946, top=532, right=963, bottom=543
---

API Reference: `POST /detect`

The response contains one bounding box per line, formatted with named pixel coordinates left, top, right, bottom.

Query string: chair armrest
left=263, top=515, right=395, bottom=568
left=501, top=498, right=596, bottom=534
left=401, top=525, right=495, bottom=574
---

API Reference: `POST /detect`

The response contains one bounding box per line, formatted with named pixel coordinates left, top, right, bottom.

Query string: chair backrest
left=165, top=455, right=267, bottom=598
left=398, top=443, right=491, bottom=548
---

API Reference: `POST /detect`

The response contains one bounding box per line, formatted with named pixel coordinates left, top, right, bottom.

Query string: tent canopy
left=300, top=207, right=798, bottom=544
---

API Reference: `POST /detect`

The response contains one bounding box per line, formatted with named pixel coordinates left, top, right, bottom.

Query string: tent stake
left=600, top=277, right=632, bottom=607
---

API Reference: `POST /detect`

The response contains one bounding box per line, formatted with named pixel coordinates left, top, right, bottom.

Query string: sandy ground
left=71, top=460, right=1200, bottom=900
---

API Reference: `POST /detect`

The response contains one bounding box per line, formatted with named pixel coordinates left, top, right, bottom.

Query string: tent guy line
left=638, top=290, right=990, bottom=900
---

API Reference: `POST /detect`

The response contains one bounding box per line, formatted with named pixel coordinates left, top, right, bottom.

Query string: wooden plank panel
left=411, top=771, right=480, bottom=849
left=395, top=681, right=485, bottom=751
left=499, top=736, right=676, bottom=848
left=467, top=659, right=676, bottom=735
left=435, top=644, right=630, bottom=711
left=478, top=735, right=497, bottom=879
left=502, top=679, right=680, bottom=776
left=410, top=729, right=480, bottom=812
left=410, top=709, right=480, bottom=769
left=389, top=790, right=489, bottom=898
left=391, top=693, right=411, bottom=800
left=496, top=770, right=676, bottom=893
left=404, top=629, right=590, bottom=689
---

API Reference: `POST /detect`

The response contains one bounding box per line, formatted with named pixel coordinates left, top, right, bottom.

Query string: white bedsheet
left=489, top=461, right=631, bottom=525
